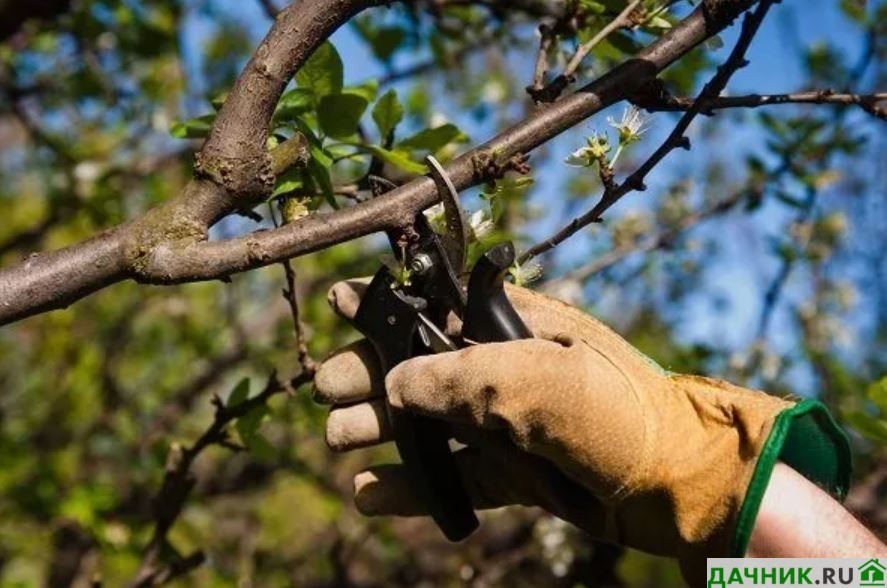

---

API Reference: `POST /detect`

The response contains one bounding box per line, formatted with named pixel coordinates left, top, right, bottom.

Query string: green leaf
left=294, top=118, right=334, bottom=168
left=169, top=113, right=215, bottom=139
left=372, top=89, right=404, bottom=140
left=210, top=92, right=228, bottom=111
left=368, top=27, right=406, bottom=61
left=867, top=376, right=887, bottom=412
left=308, top=158, right=338, bottom=209
left=344, top=79, right=379, bottom=102
left=227, top=378, right=250, bottom=408
left=293, top=119, right=337, bottom=207
left=843, top=411, right=887, bottom=444
left=365, top=145, right=426, bottom=174
left=236, top=404, right=269, bottom=443
left=246, top=433, right=277, bottom=464
left=271, top=168, right=305, bottom=197
left=578, top=0, right=606, bottom=15
left=318, top=93, right=368, bottom=139
left=396, top=123, right=466, bottom=153
left=296, top=41, right=343, bottom=98
left=275, top=88, right=315, bottom=121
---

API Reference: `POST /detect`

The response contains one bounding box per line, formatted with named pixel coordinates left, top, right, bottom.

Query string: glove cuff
left=730, top=399, right=852, bottom=557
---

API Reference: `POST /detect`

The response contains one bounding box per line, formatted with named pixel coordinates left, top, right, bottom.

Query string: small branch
left=519, top=0, right=776, bottom=263
left=530, top=0, right=642, bottom=102
left=526, top=22, right=561, bottom=100
left=564, top=0, right=642, bottom=81
left=281, top=260, right=316, bottom=376
left=270, top=203, right=317, bottom=377
left=131, top=370, right=313, bottom=587
left=639, top=89, right=887, bottom=120
left=546, top=188, right=745, bottom=288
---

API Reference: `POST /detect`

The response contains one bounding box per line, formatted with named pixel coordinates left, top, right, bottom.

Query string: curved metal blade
left=426, top=155, right=468, bottom=272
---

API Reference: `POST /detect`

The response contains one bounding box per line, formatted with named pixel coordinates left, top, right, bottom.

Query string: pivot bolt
left=410, top=253, right=434, bottom=275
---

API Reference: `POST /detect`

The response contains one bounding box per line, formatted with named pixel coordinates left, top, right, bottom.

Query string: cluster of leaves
left=174, top=40, right=468, bottom=218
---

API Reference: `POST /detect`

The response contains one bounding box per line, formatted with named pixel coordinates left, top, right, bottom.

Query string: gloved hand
left=313, top=279, right=849, bottom=585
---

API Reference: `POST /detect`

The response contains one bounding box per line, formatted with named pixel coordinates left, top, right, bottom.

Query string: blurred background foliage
left=0, top=0, right=884, bottom=585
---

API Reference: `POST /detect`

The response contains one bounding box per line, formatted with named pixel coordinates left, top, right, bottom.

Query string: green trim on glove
left=730, top=399, right=852, bottom=557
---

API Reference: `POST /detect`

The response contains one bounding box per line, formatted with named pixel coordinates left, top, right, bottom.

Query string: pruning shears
left=352, top=156, right=533, bottom=541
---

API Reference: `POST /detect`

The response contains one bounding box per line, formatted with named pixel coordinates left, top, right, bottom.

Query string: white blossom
left=564, top=132, right=610, bottom=167
left=423, top=203, right=447, bottom=234
left=608, top=105, right=649, bottom=145
left=468, top=209, right=494, bottom=240
left=509, top=259, right=543, bottom=286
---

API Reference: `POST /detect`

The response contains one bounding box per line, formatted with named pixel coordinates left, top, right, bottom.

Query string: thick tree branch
left=0, top=0, right=370, bottom=325
left=192, top=0, right=383, bottom=221
left=0, top=0, right=763, bottom=325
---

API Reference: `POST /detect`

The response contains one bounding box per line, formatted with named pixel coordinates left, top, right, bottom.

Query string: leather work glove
left=313, top=280, right=850, bottom=585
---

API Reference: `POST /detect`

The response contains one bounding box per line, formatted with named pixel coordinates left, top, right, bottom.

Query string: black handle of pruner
left=463, top=242, right=533, bottom=343
left=352, top=270, right=478, bottom=542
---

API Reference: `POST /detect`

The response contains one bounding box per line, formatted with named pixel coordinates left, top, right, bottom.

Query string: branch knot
left=193, top=150, right=275, bottom=199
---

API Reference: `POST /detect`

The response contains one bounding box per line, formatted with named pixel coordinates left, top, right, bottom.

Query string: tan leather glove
left=314, top=280, right=850, bottom=585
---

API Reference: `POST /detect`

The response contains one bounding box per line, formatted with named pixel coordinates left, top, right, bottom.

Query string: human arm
left=749, top=462, right=886, bottom=557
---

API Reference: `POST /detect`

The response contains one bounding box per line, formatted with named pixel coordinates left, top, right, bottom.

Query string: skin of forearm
left=747, top=463, right=887, bottom=557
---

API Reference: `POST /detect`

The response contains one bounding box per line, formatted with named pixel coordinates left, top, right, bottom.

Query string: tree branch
left=639, top=89, right=887, bottom=120
left=131, top=370, right=312, bottom=587
left=545, top=188, right=745, bottom=289
left=0, top=0, right=764, bottom=326
left=0, top=0, right=372, bottom=325
left=564, top=0, right=642, bottom=79
left=519, top=0, right=777, bottom=263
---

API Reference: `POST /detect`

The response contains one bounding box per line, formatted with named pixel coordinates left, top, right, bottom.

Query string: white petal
left=564, top=148, right=591, bottom=166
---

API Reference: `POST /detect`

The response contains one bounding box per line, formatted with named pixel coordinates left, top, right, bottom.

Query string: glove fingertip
left=384, top=355, right=436, bottom=410
left=326, top=278, right=369, bottom=320
left=353, top=467, right=422, bottom=516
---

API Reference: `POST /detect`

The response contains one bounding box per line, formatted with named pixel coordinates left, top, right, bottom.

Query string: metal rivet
left=410, top=253, right=433, bottom=275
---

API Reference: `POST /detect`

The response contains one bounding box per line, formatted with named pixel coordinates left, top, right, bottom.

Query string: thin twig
left=528, top=22, right=559, bottom=96
left=281, top=258, right=317, bottom=376
left=529, top=0, right=641, bottom=102
left=640, top=90, right=887, bottom=120
left=546, top=188, right=745, bottom=288
left=564, top=0, right=642, bottom=80
left=519, top=0, right=777, bottom=264
left=269, top=203, right=318, bottom=377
